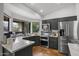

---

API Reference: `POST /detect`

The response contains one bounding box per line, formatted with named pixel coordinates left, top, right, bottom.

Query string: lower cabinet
left=3, top=48, right=14, bottom=56
left=23, top=36, right=40, bottom=46
left=15, top=46, right=32, bottom=56
left=49, top=37, right=58, bottom=50
left=2, top=45, right=33, bottom=56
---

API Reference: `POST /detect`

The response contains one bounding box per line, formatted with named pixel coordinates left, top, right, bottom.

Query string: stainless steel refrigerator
left=58, top=20, right=79, bottom=55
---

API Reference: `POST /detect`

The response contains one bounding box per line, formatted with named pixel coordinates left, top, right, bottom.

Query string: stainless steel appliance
left=41, top=24, right=50, bottom=48
left=58, top=20, right=79, bottom=55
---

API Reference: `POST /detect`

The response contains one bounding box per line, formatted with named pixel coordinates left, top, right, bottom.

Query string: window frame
left=13, top=20, right=24, bottom=33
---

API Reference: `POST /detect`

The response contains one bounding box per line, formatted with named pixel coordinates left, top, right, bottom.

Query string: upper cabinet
left=42, top=19, right=58, bottom=30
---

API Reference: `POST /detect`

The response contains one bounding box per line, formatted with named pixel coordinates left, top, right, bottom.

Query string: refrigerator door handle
left=67, top=24, right=69, bottom=36
left=66, top=24, right=69, bottom=36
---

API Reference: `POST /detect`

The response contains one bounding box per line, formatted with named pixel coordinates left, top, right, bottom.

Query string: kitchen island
left=2, top=36, right=35, bottom=56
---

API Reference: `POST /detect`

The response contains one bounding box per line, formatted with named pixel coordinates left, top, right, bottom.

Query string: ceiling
left=4, top=3, right=76, bottom=20
left=24, top=3, right=76, bottom=17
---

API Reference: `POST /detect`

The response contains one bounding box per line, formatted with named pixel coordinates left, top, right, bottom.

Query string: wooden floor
left=32, top=46, right=64, bottom=56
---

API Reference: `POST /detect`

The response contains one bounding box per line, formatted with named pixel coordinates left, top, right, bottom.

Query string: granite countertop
left=23, top=34, right=58, bottom=38
left=2, top=36, right=35, bottom=53
left=68, top=43, right=79, bottom=56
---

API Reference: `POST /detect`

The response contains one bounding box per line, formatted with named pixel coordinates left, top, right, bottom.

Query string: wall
left=44, top=4, right=76, bottom=20
left=23, top=22, right=30, bottom=34
left=0, top=3, right=4, bottom=56
left=76, top=4, right=79, bottom=21
left=75, top=4, right=79, bottom=41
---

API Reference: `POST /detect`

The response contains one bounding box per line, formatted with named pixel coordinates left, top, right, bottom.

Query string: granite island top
left=2, top=36, right=35, bottom=53
left=68, top=43, right=79, bottom=56
left=23, top=34, right=58, bottom=38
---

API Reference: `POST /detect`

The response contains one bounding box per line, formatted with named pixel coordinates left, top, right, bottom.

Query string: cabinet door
left=15, top=46, right=32, bottom=56
left=23, top=36, right=40, bottom=46
left=49, top=37, right=54, bottom=48
left=49, top=37, right=58, bottom=49
left=0, top=44, right=2, bottom=56
left=29, top=36, right=40, bottom=46
left=3, top=47, right=14, bottom=56
left=53, top=39, right=58, bottom=49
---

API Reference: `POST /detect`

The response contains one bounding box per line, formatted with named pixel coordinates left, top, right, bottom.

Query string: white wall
left=44, top=4, right=76, bottom=20
left=0, top=3, right=4, bottom=56
left=76, top=4, right=79, bottom=21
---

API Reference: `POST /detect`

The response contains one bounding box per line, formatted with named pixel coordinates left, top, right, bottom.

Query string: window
left=3, top=16, right=9, bottom=33
left=4, top=21, right=9, bottom=33
left=32, top=22, right=40, bottom=33
left=13, top=21, right=23, bottom=32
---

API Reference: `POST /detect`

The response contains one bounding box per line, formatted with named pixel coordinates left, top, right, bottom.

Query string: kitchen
left=0, top=3, right=79, bottom=56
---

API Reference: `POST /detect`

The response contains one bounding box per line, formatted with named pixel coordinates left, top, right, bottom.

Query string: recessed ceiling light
left=30, top=3, right=35, bottom=5
left=56, top=3, right=61, bottom=5
left=40, top=9, right=43, bottom=13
